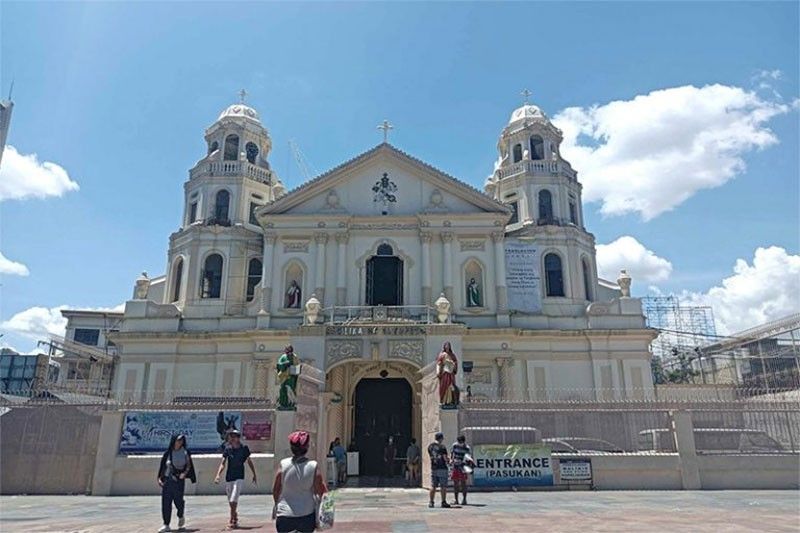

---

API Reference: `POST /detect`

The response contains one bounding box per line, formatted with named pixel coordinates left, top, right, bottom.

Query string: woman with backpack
left=157, top=434, right=196, bottom=532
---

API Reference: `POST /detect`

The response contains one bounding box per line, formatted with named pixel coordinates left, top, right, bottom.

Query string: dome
left=508, top=103, right=547, bottom=124
left=218, top=103, right=260, bottom=122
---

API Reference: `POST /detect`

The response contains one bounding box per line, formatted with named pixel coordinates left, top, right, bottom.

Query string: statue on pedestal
left=276, top=345, right=300, bottom=410
left=436, top=341, right=460, bottom=408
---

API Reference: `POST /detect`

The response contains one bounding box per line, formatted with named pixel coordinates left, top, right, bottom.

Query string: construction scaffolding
left=642, top=295, right=718, bottom=362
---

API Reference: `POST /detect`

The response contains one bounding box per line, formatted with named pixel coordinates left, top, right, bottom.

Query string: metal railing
left=323, top=305, right=435, bottom=325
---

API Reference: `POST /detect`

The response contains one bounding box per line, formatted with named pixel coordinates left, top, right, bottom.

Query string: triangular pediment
left=260, top=143, right=510, bottom=217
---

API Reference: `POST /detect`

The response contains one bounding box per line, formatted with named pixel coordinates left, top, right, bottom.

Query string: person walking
left=214, top=429, right=257, bottom=529
left=383, top=436, right=397, bottom=477
left=427, top=432, right=450, bottom=508
left=157, top=434, right=195, bottom=532
left=405, top=438, right=421, bottom=487
left=450, top=435, right=472, bottom=505
left=331, top=437, right=347, bottom=486
left=272, top=431, right=328, bottom=533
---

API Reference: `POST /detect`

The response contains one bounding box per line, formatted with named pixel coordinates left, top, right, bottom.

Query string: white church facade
left=64, top=96, right=656, bottom=468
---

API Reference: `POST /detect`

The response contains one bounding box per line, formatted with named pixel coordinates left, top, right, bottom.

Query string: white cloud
left=1, top=306, right=68, bottom=340
left=0, top=145, right=79, bottom=201
left=683, top=246, right=800, bottom=334
left=0, top=251, right=29, bottom=276
left=553, top=84, right=792, bottom=220
left=596, top=236, right=672, bottom=283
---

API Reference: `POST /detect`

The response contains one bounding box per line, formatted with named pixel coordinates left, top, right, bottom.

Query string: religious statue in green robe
left=276, top=345, right=299, bottom=410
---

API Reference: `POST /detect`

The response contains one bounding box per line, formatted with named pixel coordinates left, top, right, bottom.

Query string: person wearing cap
left=272, top=430, right=328, bottom=533
left=427, top=432, right=450, bottom=508
left=157, top=434, right=195, bottom=532
left=214, top=429, right=257, bottom=529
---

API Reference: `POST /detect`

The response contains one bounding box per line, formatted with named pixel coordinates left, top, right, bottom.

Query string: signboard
left=242, top=411, right=272, bottom=441
left=558, top=458, right=592, bottom=484
left=504, top=239, right=541, bottom=313
left=325, top=325, right=426, bottom=336
left=119, top=410, right=242, bottom=454
left=472, top=444, right=553, bottom=487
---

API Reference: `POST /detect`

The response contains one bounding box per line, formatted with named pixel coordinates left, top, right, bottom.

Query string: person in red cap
left=272, top=431, right=327, bottom=533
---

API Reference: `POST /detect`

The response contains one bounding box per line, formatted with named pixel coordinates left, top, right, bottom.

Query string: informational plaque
left=504, top=239, right=541, bottom=313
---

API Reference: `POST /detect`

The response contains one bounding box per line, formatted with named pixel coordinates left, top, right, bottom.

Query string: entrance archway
left=353, top=377, right=412, bottom=476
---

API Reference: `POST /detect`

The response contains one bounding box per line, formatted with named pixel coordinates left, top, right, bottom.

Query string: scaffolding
left=642, top=295, right=718, bottom=362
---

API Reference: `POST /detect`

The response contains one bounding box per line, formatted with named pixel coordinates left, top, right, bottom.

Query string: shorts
left=451, top=468, right=468, bottom=482
left=225, top=479, right=244, bottom=503
left=431, top=469, right=449, bottom=488
left=337, top=461, right=347, bottom=475
left=276, top=512, right=316, bottom=533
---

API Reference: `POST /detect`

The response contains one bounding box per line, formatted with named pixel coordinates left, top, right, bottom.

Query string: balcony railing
left=323, top=305, right=435, bottom=325
left=496, top=159, right=577, bottom=181
left=190, top=160, right=273, bottom=185
left=536, top=217, right=580, bottom=227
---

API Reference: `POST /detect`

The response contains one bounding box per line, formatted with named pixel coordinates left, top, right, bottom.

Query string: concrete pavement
left=1, top=489, right=799, bottom=532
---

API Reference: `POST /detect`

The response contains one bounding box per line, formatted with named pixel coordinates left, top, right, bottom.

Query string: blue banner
left=119, top=411, right=241, bottom=454
left=472, top=444, right=553, bottom=487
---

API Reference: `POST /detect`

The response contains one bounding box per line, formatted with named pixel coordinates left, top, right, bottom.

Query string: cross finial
left=239, top=88, right=248, bottom=104
left=521, top=88, right=532, bottom=105
left=377, top=119, right=394, bottom=143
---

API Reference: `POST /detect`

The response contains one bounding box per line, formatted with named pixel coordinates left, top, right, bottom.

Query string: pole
left=757, top=340, right=770, bottom=394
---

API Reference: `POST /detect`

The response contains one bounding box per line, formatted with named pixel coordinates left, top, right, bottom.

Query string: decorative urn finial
left=617, top=269, right=632, bottom=298
left=134, top=271, right=150, bottom=300
left=435, top=293, right=451, bottom=324
left=304, top=294, right=322, bottom=324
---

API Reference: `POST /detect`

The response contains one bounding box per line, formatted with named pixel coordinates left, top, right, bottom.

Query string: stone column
left=335, top=233, right=348, bottom=306
left=314, top=233, right=328, bottom=303
left=327, top=365, right=346, bottom=442
left=420, top=231, right=432, bottom=305
left=492, top=231, right=510, bottom=326
left=441, top=232, right=454, bottom=301
left=257, top=234, right=276, bottom=329
left=496, top=357, right=513, bottom=400
left=253, top=360, right=270, bottom=398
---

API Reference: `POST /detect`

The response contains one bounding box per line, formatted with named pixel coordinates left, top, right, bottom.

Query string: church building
left=64, top=95, right=656, bottom=475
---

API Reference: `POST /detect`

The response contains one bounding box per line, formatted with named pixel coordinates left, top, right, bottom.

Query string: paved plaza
left=1, top=489, right=799, bottom=532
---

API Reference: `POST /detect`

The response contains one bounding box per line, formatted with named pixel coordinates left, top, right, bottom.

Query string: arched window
left=538, top=189, right=553, bottom=222
left=208, top=141, right=219, bottom=155
left=377, top=243, right=394, bottom=256
left=214, top=190, right=230, bottom=222
left=223, top=134, right=239, bottom=161
left=530, top=135, right=544, bottom=160
left=246, top=258, right=262, bottom=302
left=201, top=254, right=224, bottom=299
left=171, top=258, right=184, bottom=302
left=245, top=142, right=259, bottom=164
left=582, top=258, right=593, bottom=301
left=544, top=253, right=565, bottom=297
left=512, top=143, right=523, bottom=163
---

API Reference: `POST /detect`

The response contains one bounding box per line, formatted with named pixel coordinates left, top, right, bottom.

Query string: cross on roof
left=521, top=88, right=532, bottom=105
left=239, top=88, right=248, bottom=104
left=377, top=119, right=394, bottom=143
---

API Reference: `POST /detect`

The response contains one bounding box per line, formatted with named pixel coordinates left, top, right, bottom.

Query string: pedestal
left=439, top=407, right=460, bottom=446
left=273, top=409, right=297, bottom=462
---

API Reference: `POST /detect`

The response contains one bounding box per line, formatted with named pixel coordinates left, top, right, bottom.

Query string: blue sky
left=1, top=2, right=798, bottom=350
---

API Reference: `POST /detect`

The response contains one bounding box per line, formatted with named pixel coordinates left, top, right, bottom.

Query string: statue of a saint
left=276, top=345, right=299, bottom=410
left=436, top=341, right=459, bottom=408
left=285, top=280, right=302, bottom=308
left=466, top=278, right=481, bottom=307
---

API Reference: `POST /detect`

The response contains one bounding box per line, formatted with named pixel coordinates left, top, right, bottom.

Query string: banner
left=504, top=239, right=541, bottom=313
left=558, top=458, right=592, bottom=484
left=119, top=410, right=242, bottom=453
left=242, top=411, right=272, bottom=441
left=472, top=444, right=553, bottom=487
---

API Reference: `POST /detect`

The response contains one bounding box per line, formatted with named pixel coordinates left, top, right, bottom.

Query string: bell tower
left=485, top=91, right=599, bottom=309
left=163, top=93, right=286, bottom=315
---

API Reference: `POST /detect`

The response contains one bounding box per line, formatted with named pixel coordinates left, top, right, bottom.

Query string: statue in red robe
left=436, top=341, right=459, bottom=407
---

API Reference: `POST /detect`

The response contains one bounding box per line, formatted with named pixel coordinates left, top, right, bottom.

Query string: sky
left=1, top=2, right=798, bottom=351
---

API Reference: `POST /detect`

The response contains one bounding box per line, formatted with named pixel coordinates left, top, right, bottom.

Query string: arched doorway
left=353, top=377, right=412, bottom=476
left=365, top=244, right=403, bottom=305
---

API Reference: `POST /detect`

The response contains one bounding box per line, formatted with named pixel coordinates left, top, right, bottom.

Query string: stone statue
left=304, top=294, right=321, bottom=325
left=466, top=278, right=481, bottom=307
left=285, top=280, right=302, bottom=308
left=617, top=269, right=632, bottom=298
left=276, top=345, right=300, bottom=410
left=436, top=341, right=459, bottom=408
left=134, top=272, right=150, bottom=300
left=435, top=293, right=451, bottom=323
